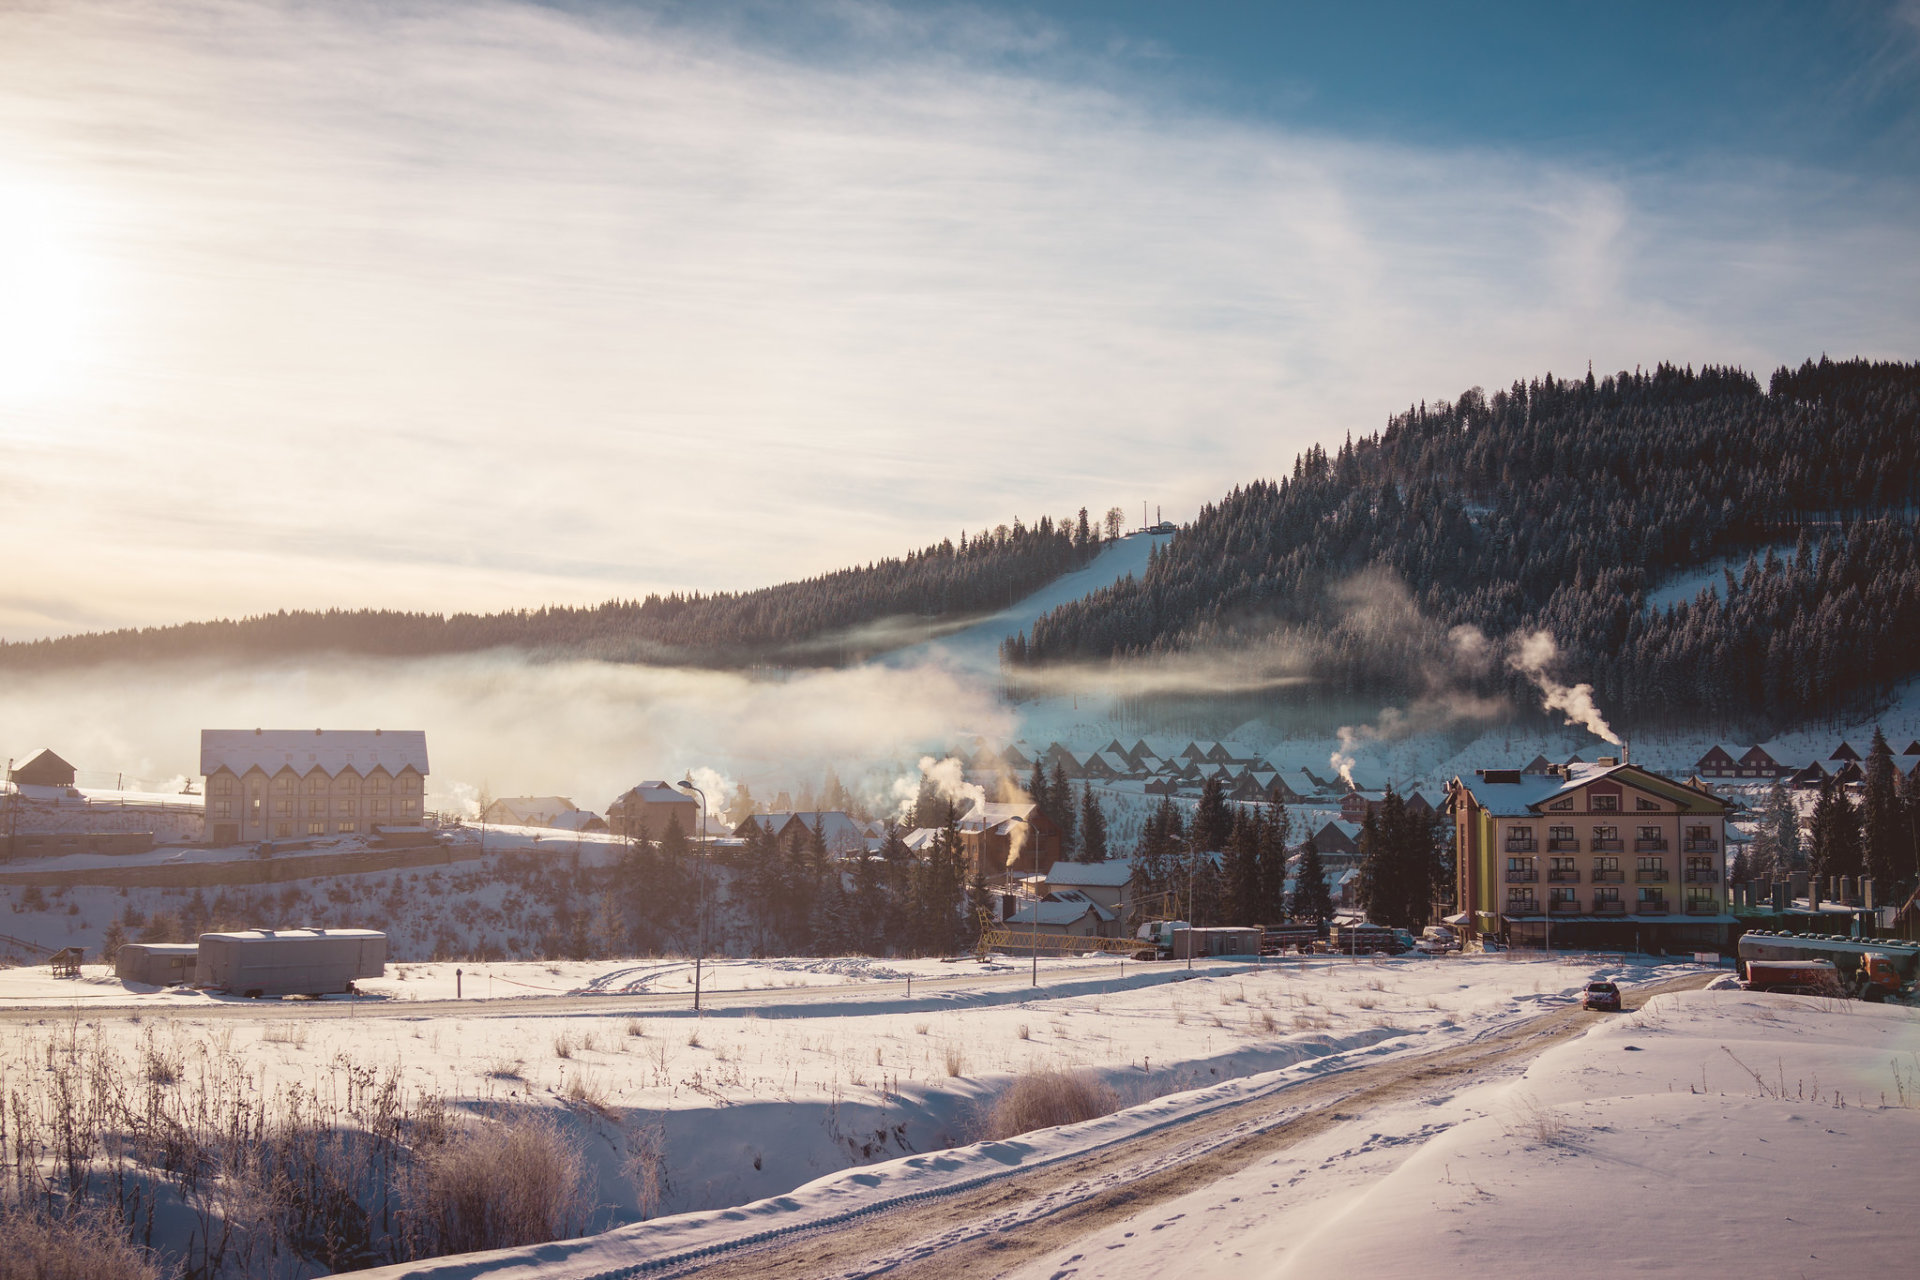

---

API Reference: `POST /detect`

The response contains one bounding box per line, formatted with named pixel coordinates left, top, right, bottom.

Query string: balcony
left=1684, top=868, right=1719, bottom=884
left=1506, top=869, right=1539, bottom=883
left=1591, top=868, right=1625, bottom=883
left=1634, top=839, right=1669, bottom=853
left=1591, top=839, right=1623, bottom=852
left=1685, top=900, right=1719, bottom=916
left=1548, top=839, right=1580, bottom=852
left=1637, top=900, right=1670, bottom=916
left=1550, top=899, right=1582, bottom=915
left=1636, top=868, right=1670, bottom=883
left=1683, top=839, right=1718, bottom=853
left=1593, top=900, right=1627, bottom=915
left=1505, top=899, right=1540, bottom=915
left=1504, top=841, right=1537, bottom=854
left=1548, top=869, right=1581, bottom=883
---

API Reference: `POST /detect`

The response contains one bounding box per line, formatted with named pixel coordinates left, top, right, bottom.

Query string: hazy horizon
left=4, top=1, right=1918, bottom=643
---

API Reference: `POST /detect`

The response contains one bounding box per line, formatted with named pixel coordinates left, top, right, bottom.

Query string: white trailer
left=194, top=928, right=386, bottom=997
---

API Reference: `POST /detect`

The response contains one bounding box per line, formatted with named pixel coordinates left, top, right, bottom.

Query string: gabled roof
left=484, top=796, right=579, bottom=825
left=11, top=749, right=75, bottom=786
left=621, top=780, right=697, bottom=804
left=1522, top=755, right=1557, bottom=774
left=1831, top=741, right=1860, bottom=761
left=1044, top=861, right=1133, bottom=888
left=201, top=729, right=428, bottom=778
left=1455, top=762, right=1727, bottom=817
left=1904, top=741, right=1920, bottom=756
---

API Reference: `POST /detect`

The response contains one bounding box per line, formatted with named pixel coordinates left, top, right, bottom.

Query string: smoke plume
left=1506, top=630, right=1621, bottom=745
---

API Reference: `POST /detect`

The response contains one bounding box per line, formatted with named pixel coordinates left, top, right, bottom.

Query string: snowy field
left=0, top=952, right=1718, bottom=1262
left=1001, top=987, right=1920, bottom=1278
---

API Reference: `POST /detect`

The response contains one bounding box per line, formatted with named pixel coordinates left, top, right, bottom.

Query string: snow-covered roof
left=1458, top=762, right=1726, bottom=817
left=901, top=828, right=942, bottom=852
left=958, top=801, right=1040, bottom=833
left=484, top=796, right=579, bottom=825
left=201, top=729, right=428, bottom=778
left=1044, top=861, right=1133, bottom=888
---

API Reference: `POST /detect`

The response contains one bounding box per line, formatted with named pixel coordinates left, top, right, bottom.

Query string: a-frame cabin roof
left=1830, top=741, right=1860, bottom=761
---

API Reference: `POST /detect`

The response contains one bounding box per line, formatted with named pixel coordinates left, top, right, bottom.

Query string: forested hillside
left=1, top=514, right=1106, bottom=669
left=1006, top=358, right=1920, bottom=735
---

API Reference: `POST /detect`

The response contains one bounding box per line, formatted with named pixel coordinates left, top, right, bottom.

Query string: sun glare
left=0, top=171, right=100, bottom=406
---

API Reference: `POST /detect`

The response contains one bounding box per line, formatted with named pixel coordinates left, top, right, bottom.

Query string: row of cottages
left=478, top=796, right=608, bottom=832
left=734, top=810, right=878, bottom=859
left=1690, top=739, right=1920, bottom=785
left=971, top=736, right=1392, bottom=810
left=1450, top=759, right=1732, bottom=950
left=200, top=729, right=428, bottom=845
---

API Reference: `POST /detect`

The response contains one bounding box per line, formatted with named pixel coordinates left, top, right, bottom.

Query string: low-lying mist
left=0, top=649, right=1015, bottom=818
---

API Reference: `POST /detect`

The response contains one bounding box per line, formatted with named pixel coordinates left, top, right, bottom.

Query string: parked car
left=1581, top=980, right=1622, bottom=1012
left=1414, top=925, right=1458, bottom=955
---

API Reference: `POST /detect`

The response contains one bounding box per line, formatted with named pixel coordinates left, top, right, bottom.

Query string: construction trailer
left=194, top=928, right=386, bottom=997
left=115, top=942, right=200, bottom=986
left=1170, top=926, right=1263, bottom=959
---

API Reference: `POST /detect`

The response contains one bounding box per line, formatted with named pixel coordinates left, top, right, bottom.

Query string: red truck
left=1742, top=958, right=1845, bottom=996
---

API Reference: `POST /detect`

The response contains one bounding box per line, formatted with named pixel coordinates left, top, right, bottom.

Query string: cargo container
left=1743, top=958, right=1842, bottom=995
left=194, top=928, right=386, bottom=997
left=115, top=942, right=199, bottom=987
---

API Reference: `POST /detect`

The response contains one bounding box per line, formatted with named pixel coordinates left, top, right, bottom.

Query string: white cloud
left=0, top=0, right=1915, bottom=640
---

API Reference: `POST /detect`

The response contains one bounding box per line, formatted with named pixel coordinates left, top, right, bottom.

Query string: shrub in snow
left=985, top=1069, right=1119, bottom=1139
left=0, top=1206, right=160, bottom=1280
left=413, top=1114, right=590, bottom=1255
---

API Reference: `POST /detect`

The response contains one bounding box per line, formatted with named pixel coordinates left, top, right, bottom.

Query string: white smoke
left=895, top=754, right=987, bottom=825
left=684, top=765, right=737, bottom=829
left=1507, top=630, right=1621, bottom=745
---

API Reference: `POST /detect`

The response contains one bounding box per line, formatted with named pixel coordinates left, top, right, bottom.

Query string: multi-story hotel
left=200, top=729, right=429, bottom=845
left=1448, top=759, right=1731, bottom=950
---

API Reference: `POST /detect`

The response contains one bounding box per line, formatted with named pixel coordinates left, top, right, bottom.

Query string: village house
left=201, top=729, right=429, bottom=845
left=958, top=801, right=1062, bottom=877
left=607, top=780, right=701, bottom=840
left=1449, top=759, right=1731, bottom=950
left=9, top=748, right=77, bottom=790
left=479, top=796, right=605, bottom=831
left=1001, top=889, right=1117, bottom=939
left=1037, top=860, right=1133, bottom=917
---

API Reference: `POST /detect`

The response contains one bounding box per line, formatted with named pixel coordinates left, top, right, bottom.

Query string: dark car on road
left=1581, top=980, right=1622, bottom=1011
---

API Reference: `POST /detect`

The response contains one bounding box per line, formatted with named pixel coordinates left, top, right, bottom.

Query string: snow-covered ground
left=1002, top=988, right=1920, bottom=1278
left=0, top=951, right=1707, bottom=1241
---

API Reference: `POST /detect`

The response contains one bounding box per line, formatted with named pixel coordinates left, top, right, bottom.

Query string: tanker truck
left=1736, top=931, right=1919, bottom=1001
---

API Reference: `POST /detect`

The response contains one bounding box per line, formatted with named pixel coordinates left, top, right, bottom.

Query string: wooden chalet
left=1692, top=745, right=1739, bottom=779
left=1522, top=755, right=1558, bottom=775
left=1787, top=760, right=1829, bottom=790
left=9, top=749, right=76, bottom=788
left=1830, top=741, right=1861, bottom=762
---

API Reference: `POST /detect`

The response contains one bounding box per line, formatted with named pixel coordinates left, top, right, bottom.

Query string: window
left=307, top=821, right=325, bottom=836
left=336, top=821, right=357, bottom=834
left=1636, top=796, right=1659, bottom=811
left=1686, top=887, right=1713, bottom=906
left=273, top=774, right=294, bottom=794
left=212, top=800, right=232, bottom=819
left=1637, top=856, right=1665, bottom=872
left=338, top=773, right=360, bottom=793
left=1506, top=887, right=1537, bottom=908
left=1593, top=855, right=1620, bottom=870
left=274, top=822, right=292, bottom=838
left=1594, top=887, right=1621, bottom=904
left=401, top=774, right=422, bottom=794
left=305, top=773, right=327, bottom=795
left=1549, top=826, right=1574, bottom=841
left=274, top=798, right=292, bottom=817
left=371, top=799, right=390, bottom=817
left=1591, top=794, right=1618, bottom=811
left=368, top=775, right=390, bottom=795
left=1549, top=887, right=1577, bottom=907
left=306, top=799, right=325, bottom=817
left=402, top=800, right=418, bottom=818
left=335, top=799, right=357, bottom=816
left=212, top=775, right=234, bottom=796
left=1637, top=887, right=1666, bottom=905
left=1549, top=856, right=1578, bottom=874
left=1548, top=797, right=1573, bottom=810
left=1507, top=826, right=1532, bottom=842
left=1507, top=856, right=1536, bottom=871
left=1639, top=826, right=1662, bottom=842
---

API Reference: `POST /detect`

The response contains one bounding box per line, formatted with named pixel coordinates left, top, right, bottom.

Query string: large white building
left=201, top=729, right=429, bottom=845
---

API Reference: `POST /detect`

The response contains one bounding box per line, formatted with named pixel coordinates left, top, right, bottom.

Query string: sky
left=2, top=0, right=1918, bottom=643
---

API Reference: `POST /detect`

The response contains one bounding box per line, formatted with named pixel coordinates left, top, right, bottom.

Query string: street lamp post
left=675, top=778, right=708, bottom=1013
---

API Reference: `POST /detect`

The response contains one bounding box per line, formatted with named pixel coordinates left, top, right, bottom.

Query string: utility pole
left=677, top=778, right=709, bottom=1012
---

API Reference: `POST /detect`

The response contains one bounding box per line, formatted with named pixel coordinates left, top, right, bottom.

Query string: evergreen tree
left=1048, top=759, right=1077, bottom=856
left=1076, top=784, right=1109, bottom=862
left=1291, top=837, right=1334, bottom=923
left=1863, top=726, right=1902, bottom=888
left=1191, top=777, right=1231, bottom=853
left=1190, top=853, right=1223, bottom=927
left=1223, top=807, right=1263, bottom=925
left=1257, top=801, right=1290, bottom=923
